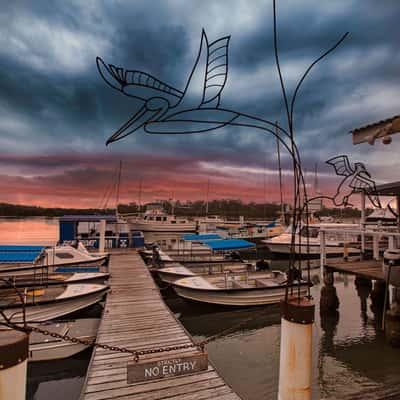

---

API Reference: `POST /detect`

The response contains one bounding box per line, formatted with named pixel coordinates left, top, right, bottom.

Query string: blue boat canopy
left=0, top=246, right=46, bottom=263
left=202, top=239, right=255, bottom=251
left=0, top=245, right=45, bottom=252
left=182, top=234, right=222, bottom=241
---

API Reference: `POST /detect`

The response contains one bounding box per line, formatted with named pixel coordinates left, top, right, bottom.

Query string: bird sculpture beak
left=106, top=106, right=154, bottom=145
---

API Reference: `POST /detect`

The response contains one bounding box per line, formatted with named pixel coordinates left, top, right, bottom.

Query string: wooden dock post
left=0, top=329, right=29, bottom=400
left=278, top=297, right=315, bottom=400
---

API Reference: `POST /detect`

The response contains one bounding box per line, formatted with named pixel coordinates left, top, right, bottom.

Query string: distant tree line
left=0, top=201, right=366, bottom=220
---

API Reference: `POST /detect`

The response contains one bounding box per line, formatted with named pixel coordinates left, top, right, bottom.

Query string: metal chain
left=0, top=309, right=266, bottom=361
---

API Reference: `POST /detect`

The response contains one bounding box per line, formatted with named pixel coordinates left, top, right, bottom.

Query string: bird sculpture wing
left=96, top=57, right=183, bottom=105
left=202, top=34, right=230, bottom=107
left=176, top=30, right=230, bottom=111
left=349, top=172, right=382, bottom=208
left=326, top=155, right=354, bottom=177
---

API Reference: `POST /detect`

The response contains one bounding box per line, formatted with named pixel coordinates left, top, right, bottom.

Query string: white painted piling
left=278, top=297, right=315, bottom=400
left=0, top=330, right=29, bottom=400
left=99, top=219, right=106, bottom=253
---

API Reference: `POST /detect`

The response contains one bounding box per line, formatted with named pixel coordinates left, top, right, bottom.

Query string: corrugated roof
left=366, top=181, right=400, bottom=196
left=351, top=115, right=400, bottom=133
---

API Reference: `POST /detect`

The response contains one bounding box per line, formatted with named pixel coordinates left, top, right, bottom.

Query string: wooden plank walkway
left=81, top=249, right=241, bottom=400
left=326, top=258, right=384, bottom=280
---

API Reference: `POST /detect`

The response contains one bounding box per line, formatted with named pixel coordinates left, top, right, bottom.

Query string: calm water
left=1, top=218, right=400, bottom=400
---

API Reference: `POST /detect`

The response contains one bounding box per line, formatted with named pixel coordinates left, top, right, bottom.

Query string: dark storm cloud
left=0, top=0, right=399, bottom=205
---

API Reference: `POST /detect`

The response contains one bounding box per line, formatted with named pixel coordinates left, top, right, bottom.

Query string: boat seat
left=231, top=280, right=248, bottom=289
left=255, top=278, right=278, bottom=287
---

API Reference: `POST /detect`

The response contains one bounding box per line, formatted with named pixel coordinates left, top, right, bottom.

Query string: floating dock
left=81, top=249, right=241, bottom=400
left=325, top=258, right=384, bottom=281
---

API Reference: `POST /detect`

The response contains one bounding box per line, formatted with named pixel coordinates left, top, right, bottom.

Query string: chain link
left=0, top=308, right=266, bottom=361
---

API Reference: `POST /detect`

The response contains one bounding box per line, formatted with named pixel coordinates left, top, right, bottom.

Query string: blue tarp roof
left=0, top=245, right=45, bottom=252
left=0, top=251, right=45, bottom=263
left=182, top=234, right=222, bottom=241
left=0, top=245, right=45, bottom=263
left=202, top=239, right=255, bottom=251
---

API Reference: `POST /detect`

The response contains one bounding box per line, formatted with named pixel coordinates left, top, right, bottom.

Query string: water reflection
left=0, top=217, right=58, bottom=245
left=27, top=350, right=91, bottom=400
left=165, top=296, right=281, bottom=338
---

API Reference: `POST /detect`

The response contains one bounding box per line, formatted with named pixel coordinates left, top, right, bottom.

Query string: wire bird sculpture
left=326, top=155, right=381, bottom=208
left=97, top=0, right=350, bottom=301
left=305, top=155, right=382, bottom=210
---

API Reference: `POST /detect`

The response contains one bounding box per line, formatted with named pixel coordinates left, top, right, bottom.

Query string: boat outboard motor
left=230, top=251, right=243, bottom=261
left=256, top=259, right=270, bottom=271
left=383, top=249, right=400, bottom=286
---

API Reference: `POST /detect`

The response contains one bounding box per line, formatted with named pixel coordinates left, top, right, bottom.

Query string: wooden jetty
left=325, top=258, right=384, bottom=281
left=81, top=249, right=241, bottom=400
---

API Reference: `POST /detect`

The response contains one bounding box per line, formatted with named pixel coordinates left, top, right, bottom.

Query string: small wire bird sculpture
left=308, top=155, right=382, bottom=208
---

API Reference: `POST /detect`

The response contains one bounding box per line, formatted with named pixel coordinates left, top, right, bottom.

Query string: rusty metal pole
left=99, top=218, right=106, bottom=253
left=278, top=297, right=315, bottom=400
left=0, top=329, right=29, bottom=400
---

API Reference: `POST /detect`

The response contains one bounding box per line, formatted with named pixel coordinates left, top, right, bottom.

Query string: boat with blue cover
left=0, top=243, right=109, bottom=274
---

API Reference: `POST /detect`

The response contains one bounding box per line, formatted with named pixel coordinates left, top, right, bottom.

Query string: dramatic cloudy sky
left=0, top=0, right=399, bottom=208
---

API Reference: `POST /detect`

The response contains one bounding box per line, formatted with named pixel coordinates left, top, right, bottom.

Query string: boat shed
left=59, top=215, right=144, bottom=248
left=59, top=215, right=118, bottom=242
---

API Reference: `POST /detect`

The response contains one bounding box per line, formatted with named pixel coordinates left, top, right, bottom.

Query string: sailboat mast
left=205, top=179, right=210, bottom=217
left=115, top=160, right=122, bottom=217
left=276, top=124, right=285, bottom=220
left=138, top=179, right=143, bottom=213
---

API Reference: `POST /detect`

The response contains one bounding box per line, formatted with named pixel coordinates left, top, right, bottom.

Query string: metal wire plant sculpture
left=97, top=0, right=350, bottom=300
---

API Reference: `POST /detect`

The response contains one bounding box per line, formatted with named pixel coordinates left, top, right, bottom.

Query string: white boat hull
left=1, top=287, right=108, bottom=323
left=29, top=318, right=100, bottom=362
left=29, top=341, right=91, bottom=362
left=129, top=222, right=197, bottom=232
left=265, top=242, right=359, bottom=256
left=174, top=284, right=308, bottom=306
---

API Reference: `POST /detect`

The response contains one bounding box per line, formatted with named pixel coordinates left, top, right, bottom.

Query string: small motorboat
left=172, top=271, right=309, bottom=306
left=0, top=243, right=109, bottom=273
left=29, top=318, right=100, bottom=362
left=264, top=223, right=360, bottom=257
left=0, top=283, right=109, bottom=323
left=156, top=262, right=255, bottom=284
left=0, top=271, right=110, bottom=289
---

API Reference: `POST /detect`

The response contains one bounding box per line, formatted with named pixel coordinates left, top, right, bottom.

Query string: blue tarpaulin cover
left=0, top=245, right=45, bottom=263
left=0, top=251, right=44, bottom=263
left=202, top=239, right=255, bottom=251
left=0, top=245, right=45, bottom=252
left=182, top=234, right=222, bottom=241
